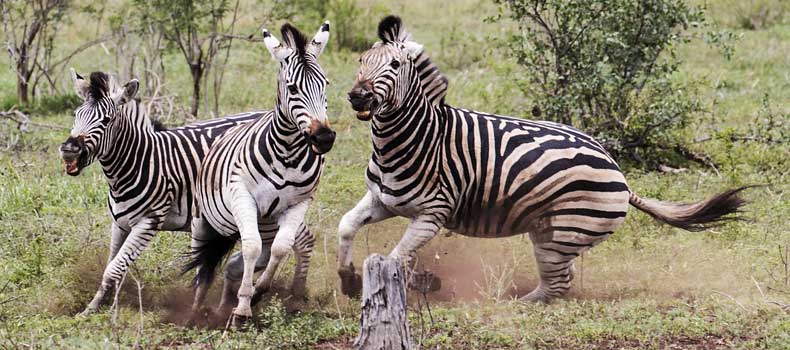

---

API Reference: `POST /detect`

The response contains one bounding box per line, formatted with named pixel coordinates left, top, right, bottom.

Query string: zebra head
left=348, top=15, right=424, bottom=121
left=263, top=22, right=335, bottom=155
left=60, top=70, right=139, bottom=176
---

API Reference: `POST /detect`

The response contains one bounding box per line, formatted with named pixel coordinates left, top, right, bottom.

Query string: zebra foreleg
left=389, top=217, right=442, bottom=289
left=228, top=187, right=262, bottom=327
left=389, top=217, right=442, bottom=263
left=78, top=223, right=128, bottom=316
left=80, top=220, right=158, bottom=316
left=218, top=241, right=272, bottom=315
left=251, top=201, right=310, bottom=301
left=337, top=191, right=393, bottom=297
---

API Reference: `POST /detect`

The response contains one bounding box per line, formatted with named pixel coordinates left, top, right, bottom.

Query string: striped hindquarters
left=442, top=108, right=631, bottom=242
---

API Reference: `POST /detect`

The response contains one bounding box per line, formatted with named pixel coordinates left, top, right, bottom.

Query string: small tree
left=133, top=0, right=233, bottom=118
left=1, top=0, right=67, bottom=105
left=494, top=0, right=713, bottom=167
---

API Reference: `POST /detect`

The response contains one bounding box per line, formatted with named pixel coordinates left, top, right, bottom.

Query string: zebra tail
left=181, top=232, right=237, bottom=287
left=628, top=186, right=753, bottom=232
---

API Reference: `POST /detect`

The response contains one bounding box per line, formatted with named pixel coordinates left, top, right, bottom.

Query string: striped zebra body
left=197, top=112, right=324, bottom=237
left=60, top=71, right=258, bottom=315
left=338, top=16, right=747, bottom=302
left=184, top=22, right=333, bottom=323
left=369, top=104, right=630, bottom=241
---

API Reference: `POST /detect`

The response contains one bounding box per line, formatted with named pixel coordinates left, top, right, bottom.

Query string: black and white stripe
left=60, top=71, right=259, bottom=314
left=184, top=22, right=333, bottom=322
left=338, top=16, right=748, bottom=302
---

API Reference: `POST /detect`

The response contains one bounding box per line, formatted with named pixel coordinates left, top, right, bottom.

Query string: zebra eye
left=287, top=84, right=298, bottom=94
left=390, top=59, right=401, bottom=69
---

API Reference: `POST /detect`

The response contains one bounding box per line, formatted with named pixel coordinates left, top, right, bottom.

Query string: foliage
left=131, top=0, right=236, bottom=117
left=0, top=0, right=68, bottom=104
left=268, top=0, right=386, bottom=52
left=492, top=0, right=716, bottom=167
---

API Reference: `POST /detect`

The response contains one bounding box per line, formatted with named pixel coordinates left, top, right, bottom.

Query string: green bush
left=493, top=0, right=715, bottom=167
left=268, top=0, right=385, bottom=52
left=0, top=94, right=80, bottom=116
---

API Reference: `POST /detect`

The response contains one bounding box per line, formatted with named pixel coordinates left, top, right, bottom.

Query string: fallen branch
left=658, top=164, right=687, bottom=174
left=0, top=108, right=30, bottom=132
left=0, top=107, right=68, bottom=131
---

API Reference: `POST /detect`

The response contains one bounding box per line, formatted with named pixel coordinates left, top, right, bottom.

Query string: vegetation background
left=0, top=0, right=788, bottom=349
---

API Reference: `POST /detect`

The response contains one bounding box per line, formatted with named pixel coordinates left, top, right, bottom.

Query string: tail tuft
left=182, top=232, right=238, bottom=287
left=629, top=186, right=753, bottom=232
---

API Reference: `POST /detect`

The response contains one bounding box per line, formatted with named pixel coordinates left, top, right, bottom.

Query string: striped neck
left=269, top=105, right=310, bottom=165
left=97, top=100, right=157, bottom=188
left=371, top=68, right=441, bottom=162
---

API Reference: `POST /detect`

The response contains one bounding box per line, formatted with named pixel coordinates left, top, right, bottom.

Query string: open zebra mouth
left=64, top=159, right=79, bottom=174
left=349, top=95, right=377, bottom=121
left=61, top=151, right=87, bottom=176
left=353, top=101, right=378, bottom=121
left=356, top=110, right=371, bottom=121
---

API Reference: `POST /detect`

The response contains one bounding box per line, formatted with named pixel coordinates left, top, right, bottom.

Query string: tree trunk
left=15, top=48, right=30, bottom=105
left=189, top=64, right=202, bottom=117
left=16, top=72, right=29, bottom=105
left=354, top=254, right=411, bottom=350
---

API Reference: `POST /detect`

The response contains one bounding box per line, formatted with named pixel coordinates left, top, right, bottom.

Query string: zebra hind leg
left=288, top=225, right=315, bottom=303
left=521, top=232, right=581, bottom=303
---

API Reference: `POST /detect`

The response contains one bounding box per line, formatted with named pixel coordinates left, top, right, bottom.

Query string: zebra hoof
left=519, top=290, right=552, bottom=304
left=409, top=271, right=442, bottom=293
left=339, top=266, right=362, bottom=298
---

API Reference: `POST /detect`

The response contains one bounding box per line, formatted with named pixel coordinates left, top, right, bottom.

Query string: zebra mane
left=150, top=119, right=167, bottom=131
left=377, top=15, right=449, bottom=107
left=88, top=72, right=112, bottom=101
left=281, top=23, right=309, bottom=59
left=378, top=15, right=409, bottom=43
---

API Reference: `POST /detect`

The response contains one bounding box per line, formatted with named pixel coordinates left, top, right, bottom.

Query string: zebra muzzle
left=308, top=126, right=336, bottom=154
left=60, top=136, right=86, bottom=176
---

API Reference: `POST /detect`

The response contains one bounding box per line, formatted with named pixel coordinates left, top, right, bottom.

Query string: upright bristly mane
left=88, top=72, right=111, bottom=101
left=376, top=15, right=449, bottom=106
left=281, top=23, right=309, bottom=59
left=378, top=15, right=409, bottom=43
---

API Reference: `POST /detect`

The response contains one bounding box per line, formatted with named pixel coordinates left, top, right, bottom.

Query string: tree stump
left=354, top=254, right=412, bottom=350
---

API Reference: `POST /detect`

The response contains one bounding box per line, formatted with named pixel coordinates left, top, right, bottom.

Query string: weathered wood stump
left=354, top=254, right=412, bottom=350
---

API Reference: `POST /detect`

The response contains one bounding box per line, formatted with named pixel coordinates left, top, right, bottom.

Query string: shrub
left=269, top=0, right=385, bottom=52
left=492, top=0, right=716, bottom=168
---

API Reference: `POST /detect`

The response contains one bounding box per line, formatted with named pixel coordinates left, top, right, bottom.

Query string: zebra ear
left=70, top=68, right=90, bottom=100
left=307, top=21, right=330, bottom=58
left=110, top=79, right=139, bottom=105
left=263, top=28, right=293, bottom=62
left=403, top=40, right=424, bottom=60
left=121, top=79, right=139, bottom=104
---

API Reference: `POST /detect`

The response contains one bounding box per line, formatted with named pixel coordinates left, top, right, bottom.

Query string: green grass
left=1, top=0, right=788, bottom=349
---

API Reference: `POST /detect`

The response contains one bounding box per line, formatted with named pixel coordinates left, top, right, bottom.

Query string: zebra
left=337, top=15, right=749, bottom=302
left=59, top=70, right=260, bottom=315
left=183, top=22, right=333, bottom=325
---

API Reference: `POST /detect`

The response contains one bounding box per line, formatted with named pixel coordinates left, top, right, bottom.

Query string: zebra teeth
left=356, top=110, right=371, bottom=121
left=64, top=158, right=79, bottom=174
